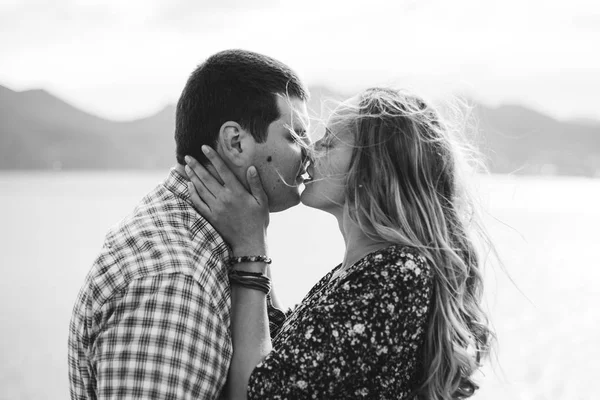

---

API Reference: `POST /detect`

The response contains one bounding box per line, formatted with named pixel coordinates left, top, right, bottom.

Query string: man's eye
left=287, top=132, right=298, bottom=141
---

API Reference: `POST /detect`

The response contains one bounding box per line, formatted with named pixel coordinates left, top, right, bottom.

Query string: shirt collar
left=163, top=167, right=193, bottom=203
left=162, top=167, right=232, bottom=260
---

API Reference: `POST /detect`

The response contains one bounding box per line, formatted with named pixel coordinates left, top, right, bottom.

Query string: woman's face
left=300, top=97, right=358, bottom=214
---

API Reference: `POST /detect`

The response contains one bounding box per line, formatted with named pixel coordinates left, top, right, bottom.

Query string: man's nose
left=301, top=144, right=311, bottom=164
left=302, top=133, right=313, bottom=155
left=302, top=133, right=313, bottom=146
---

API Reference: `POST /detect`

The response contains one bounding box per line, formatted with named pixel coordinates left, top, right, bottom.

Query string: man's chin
left=300, top=189, right=320, bottom=210
left=268, top=191, right=301, bottom=213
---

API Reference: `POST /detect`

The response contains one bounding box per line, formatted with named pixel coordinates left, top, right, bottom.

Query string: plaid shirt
left=68, top=169, right=285, bottom=400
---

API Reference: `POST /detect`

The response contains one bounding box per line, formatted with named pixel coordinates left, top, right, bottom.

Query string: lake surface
left=1, top=171, right=598, bottom=399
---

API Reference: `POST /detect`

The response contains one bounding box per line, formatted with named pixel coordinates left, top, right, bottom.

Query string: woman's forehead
left=330, top=95, right=359, bottom=121
left=326, top=98, right=359, bottom=138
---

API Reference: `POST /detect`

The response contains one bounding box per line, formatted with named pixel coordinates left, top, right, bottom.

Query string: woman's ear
left=217, top=121, right=256, bottom=167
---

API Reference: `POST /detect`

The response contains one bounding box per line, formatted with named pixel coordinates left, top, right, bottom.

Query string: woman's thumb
left=247, top=166, right=268, bottom=204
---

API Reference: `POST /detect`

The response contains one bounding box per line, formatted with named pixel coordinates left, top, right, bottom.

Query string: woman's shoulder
left=351, top=244, right=433, bottom=286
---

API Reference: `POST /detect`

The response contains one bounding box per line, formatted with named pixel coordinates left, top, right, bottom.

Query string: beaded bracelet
left=229, top=255, right=272, bottom=266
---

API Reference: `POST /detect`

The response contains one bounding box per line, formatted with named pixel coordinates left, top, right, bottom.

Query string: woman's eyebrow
left=287, top=127, right=307, bottom=141
left=294, top=127, right=307, bottom=137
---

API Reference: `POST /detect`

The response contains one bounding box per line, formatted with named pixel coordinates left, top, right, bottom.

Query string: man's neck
left=173, top=162, right=226, bottom=185
left=173, top=164, right=189, bottom=180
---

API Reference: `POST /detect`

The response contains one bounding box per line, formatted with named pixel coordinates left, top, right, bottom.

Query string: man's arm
left=265, top=265, right=284, bottom=310
left=92, top=273, right=231, bottom=399
left=265, top=265, right=290, bottom=339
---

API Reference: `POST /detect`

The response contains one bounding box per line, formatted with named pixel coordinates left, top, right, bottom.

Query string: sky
left=1, top=0, right=599, bottom=121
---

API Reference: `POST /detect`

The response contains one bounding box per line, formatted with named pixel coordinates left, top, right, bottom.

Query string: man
left=68, top=49, right=310, bottom=399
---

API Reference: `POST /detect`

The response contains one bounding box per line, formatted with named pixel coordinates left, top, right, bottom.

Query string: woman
left=185, top=87, right=494, bottom=399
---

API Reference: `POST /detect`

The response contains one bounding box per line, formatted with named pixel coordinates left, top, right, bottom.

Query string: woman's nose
left=301, top=145, right=314, bottom=166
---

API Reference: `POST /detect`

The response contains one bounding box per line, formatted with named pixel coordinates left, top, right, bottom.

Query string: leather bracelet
left=229, top=255, right=272, bottom=266
left=229, top=270, right=265, bottom=277
left=228, top=271, right=271, bottom=294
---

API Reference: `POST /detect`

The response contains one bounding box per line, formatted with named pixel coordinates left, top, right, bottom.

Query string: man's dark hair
left=175, top=49, right=309, bottom=165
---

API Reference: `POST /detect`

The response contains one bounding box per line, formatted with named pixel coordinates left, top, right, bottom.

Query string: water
left=1, top=171, right=598, bottom=400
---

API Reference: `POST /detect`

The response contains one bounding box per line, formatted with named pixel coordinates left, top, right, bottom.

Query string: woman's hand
left=184, top=146, right=269, bottom=256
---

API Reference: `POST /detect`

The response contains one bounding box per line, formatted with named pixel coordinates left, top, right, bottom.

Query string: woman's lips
left=297, top=164, right=313, bottom=183
left=304, top=165, right=314, bottom=184
left=301, top=168, right=314, bottom=184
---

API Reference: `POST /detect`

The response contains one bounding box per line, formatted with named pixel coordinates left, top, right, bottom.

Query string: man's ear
left=217, top=121, right=256, bottom=167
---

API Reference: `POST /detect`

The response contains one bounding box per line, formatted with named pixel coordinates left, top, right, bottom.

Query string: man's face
left=252, top=95, right=310, bottom=213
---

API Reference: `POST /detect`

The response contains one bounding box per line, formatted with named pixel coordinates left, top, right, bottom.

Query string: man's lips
left=300, top=166, right=314, bottom=183
left=296, top=162, right=312, bottom=182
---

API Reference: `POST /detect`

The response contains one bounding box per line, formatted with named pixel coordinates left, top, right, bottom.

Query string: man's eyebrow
left=284, top=123, right=306, bottom=135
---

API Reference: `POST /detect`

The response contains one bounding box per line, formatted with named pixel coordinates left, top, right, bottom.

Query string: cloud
left=1, top=0, right=599, bottom=120
left=147, top=0, right=283, bottom=32
left=572, top=12, right=600, bottom=32
left=0, top=1, right=123, bottom=53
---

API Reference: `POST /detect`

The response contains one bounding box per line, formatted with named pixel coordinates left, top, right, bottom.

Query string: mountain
left=0, top=84, right=176, bottom=169
left=476, top=103, right=600, bottom=176
left=1, top=84, right=599, bottom=176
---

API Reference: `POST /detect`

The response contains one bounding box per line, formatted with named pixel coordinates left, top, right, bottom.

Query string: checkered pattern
left=69, top=169, right=271, bottom=400
left=267, top=294, right=288, bottom=338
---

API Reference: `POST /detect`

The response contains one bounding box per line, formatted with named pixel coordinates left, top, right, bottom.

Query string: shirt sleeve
left=91, top=273, right=231, bottom=399
left=247, top=257, right=433, bottom=399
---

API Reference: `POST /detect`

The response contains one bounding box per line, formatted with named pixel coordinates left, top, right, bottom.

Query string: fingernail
left=184, top=165, right=191, bottom=173
left=184, top=155, right=190, bottom=163
left=201, top=146, right=209, bottom=154
left=249, top=166, right=257, bottom=176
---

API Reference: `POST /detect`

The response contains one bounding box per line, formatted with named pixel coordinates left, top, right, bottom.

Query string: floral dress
left=247, top=245, right=434, bottom=399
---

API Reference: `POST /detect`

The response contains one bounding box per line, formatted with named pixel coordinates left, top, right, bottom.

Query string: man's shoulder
left=120, top=179, right=192, bottom=230
left=83, top=182, right=230, bottom=305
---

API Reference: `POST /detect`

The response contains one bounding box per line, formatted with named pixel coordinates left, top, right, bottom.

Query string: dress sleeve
left=247, top=256, right=432, bottom=399
left=91, top=274, right=231, bottom=399
left=266, top=294, right=290, bottom=339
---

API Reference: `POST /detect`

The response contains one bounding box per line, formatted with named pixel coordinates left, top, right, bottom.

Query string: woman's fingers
left=187, top=182, right=212, bottom=220
left=184, top=162, right=217, bottom=205
left=246, top=166, right=268, bottom=206
left=184, top=155, right=223, bottom=197
left=201, top=145, right=242, bottom=189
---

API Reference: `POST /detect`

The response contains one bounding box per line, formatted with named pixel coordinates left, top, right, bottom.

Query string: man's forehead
left=275, top=95, right=309, bottom=128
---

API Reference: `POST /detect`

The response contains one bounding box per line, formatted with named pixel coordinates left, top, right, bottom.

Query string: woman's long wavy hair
left=323, top=87, right=495, bottom=399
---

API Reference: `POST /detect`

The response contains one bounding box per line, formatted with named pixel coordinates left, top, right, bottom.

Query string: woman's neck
left=333, top=210, right=392, bottom=276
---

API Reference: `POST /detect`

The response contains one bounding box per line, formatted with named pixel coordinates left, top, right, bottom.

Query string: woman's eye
left=321, top=139, right=333, bottom=149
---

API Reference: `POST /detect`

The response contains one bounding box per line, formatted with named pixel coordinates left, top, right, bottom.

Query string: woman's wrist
left=231, top=255, right=270, bottom=271
left=228, top=270, right=271, bottom=295
left=231, top=239, right=267, bottom=258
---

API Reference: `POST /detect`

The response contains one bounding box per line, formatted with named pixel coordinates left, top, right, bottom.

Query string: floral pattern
left=247, top=245, right=433, bottom=399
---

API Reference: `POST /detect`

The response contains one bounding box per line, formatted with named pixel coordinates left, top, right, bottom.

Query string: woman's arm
left=184, top=148, right=274, bottom=399
left=227, top=260, right=272, bottom=400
